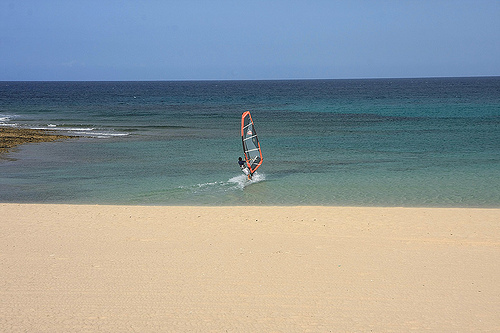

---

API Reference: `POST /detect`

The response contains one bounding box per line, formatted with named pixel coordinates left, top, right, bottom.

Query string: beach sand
left=0, top=128, right=76, bottom=156
left=1, top=204, right=499, bottom=332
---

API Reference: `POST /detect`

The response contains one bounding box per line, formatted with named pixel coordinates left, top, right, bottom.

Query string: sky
left=1, top=0, right=499, bottom=81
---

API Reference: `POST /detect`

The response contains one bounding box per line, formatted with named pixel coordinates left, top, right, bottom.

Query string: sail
left=241, top=111, right=263, bottom=174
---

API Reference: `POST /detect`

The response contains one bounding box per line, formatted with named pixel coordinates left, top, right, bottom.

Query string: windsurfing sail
left=241, top=111, right=263, bottom=175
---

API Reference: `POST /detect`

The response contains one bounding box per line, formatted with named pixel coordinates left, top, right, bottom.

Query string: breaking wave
left=0, top=114, right=129, bottom=139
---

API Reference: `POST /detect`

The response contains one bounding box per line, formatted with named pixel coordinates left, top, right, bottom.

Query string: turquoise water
left=1, top=78, right=499, bottom=207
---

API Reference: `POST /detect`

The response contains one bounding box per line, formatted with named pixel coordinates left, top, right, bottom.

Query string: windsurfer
left=238, top=157, right=252, bottom=179
left=238, top=157, right=245, bottom=168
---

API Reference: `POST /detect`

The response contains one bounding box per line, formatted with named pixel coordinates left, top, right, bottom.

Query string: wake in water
left=227, top=173, right=266, bottom=189
left=180, top=173, right=266, bottom=195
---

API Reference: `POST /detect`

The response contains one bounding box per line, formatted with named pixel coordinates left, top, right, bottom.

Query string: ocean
left=1, top=78, right=499, bottom=207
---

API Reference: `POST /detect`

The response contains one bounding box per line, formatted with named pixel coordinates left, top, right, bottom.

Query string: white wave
left=0, top=114, right=18, bottom=124
left=228, top=172, right=266, bottom=189
left=82, top=132, right=129, bottom=138
left=0, top=115, right=129, bottom=138
left=30, top=125, right=129, bottom=138
left=250, top=172, right=266, bottom=183
left=32, top=126, right=96, bottom=132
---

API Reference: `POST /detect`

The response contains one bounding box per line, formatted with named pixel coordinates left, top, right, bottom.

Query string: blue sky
left=1, top=0, right=499, bottom=81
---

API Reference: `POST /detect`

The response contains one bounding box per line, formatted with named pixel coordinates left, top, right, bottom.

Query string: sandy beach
left=1, top=204, right=498, bottom=332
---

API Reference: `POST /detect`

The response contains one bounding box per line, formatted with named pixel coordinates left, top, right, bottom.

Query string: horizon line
left=2, top=74, right=500, bottom=83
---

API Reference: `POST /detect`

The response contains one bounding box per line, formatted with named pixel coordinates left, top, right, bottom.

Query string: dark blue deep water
left=1, top=78, right=499, bottom=206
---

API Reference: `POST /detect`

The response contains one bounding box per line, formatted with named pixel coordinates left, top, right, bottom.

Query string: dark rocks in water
left=0, top=128, right=76, bottom=155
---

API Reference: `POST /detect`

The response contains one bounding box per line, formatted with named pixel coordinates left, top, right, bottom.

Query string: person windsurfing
left=238, top=157, right=252, bottom=179
left=240, top=111, right=263, bottom=180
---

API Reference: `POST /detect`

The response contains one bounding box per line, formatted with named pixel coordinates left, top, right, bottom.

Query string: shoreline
left=1, top=203, right=499, bottom=331
left=0, top=127, right=76, bottom=156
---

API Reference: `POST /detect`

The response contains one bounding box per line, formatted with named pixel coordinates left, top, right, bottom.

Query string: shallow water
left=1, top=78, right=499, bottom=206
